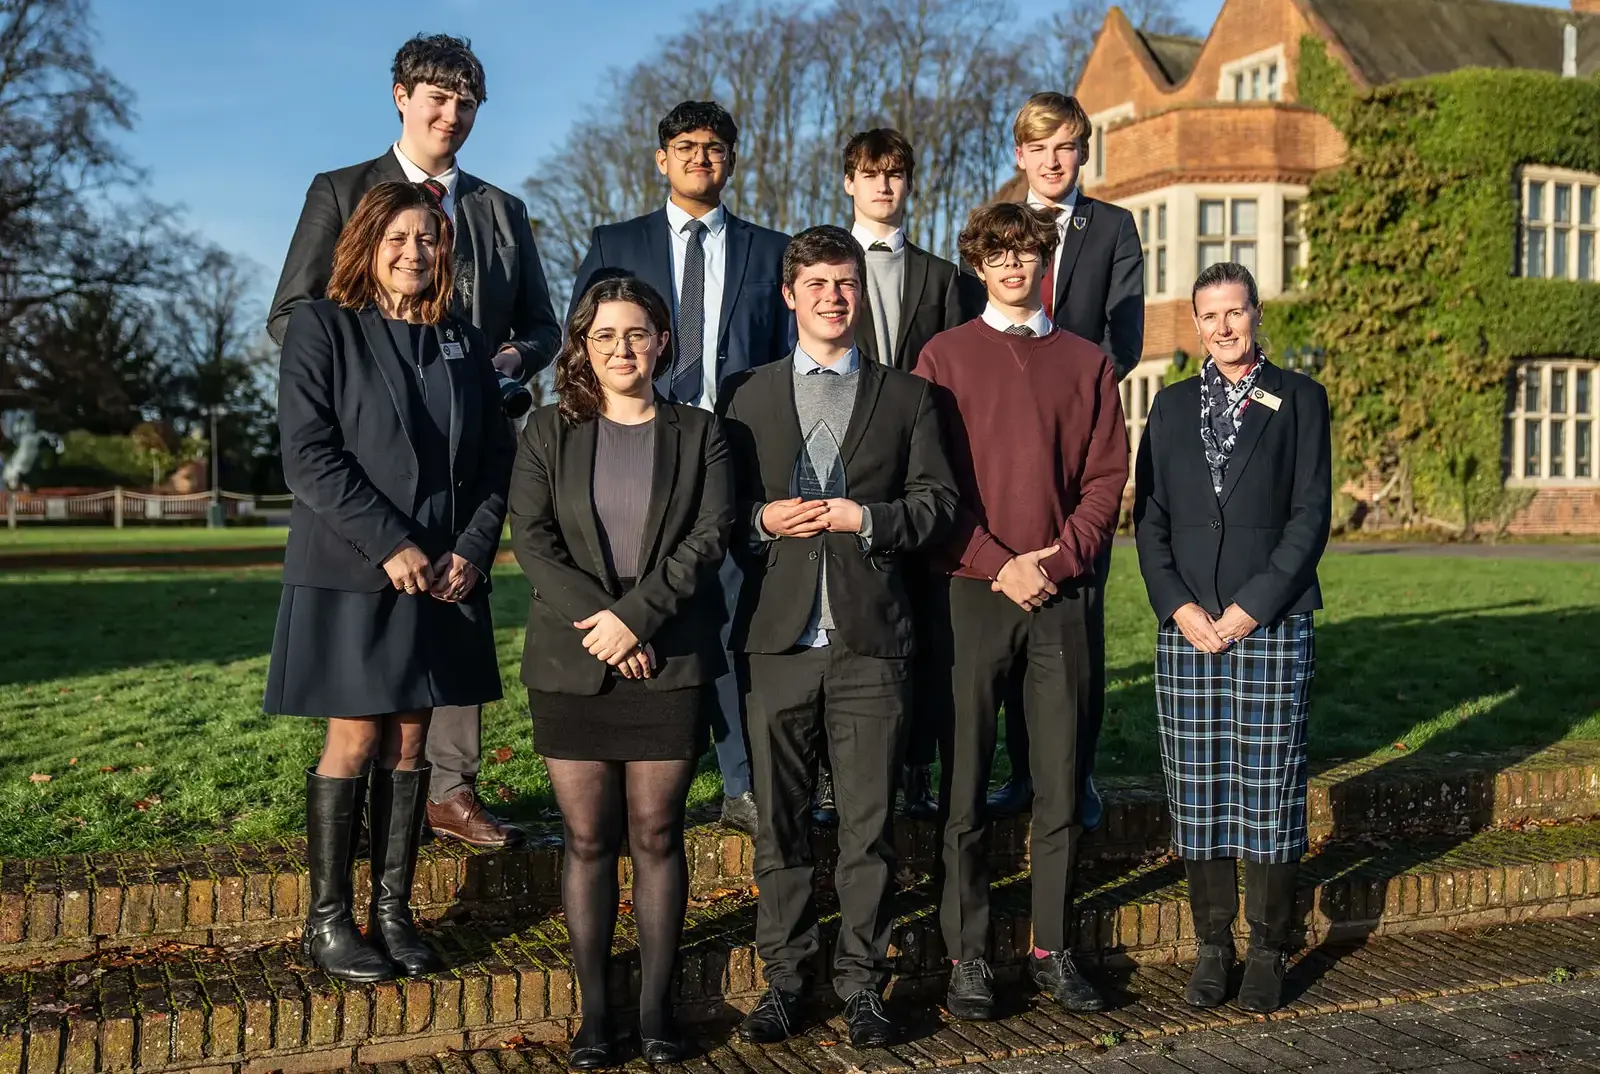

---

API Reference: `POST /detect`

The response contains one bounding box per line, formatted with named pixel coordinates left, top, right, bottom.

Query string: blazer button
left=1209, top=518, right=1221, bottom=530
left=808, top=550, right=820, bottom=561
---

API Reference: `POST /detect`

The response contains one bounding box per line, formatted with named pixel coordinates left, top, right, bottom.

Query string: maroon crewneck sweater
left=911, top=319, right=1128, bottom=584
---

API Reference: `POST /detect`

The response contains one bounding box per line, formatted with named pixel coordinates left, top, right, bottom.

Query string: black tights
left=545, top=757, right=697, bottom=1044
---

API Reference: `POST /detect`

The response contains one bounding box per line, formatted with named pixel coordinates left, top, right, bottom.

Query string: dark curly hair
left=658, top=100, right=739, bottom=150
left=556, top=276, right=672, bottom=425
left=392, top=34, right=487, bottom=105
left=782, top=225, right=866, bottom=291
left=956, top=202, right=1059, bottom=272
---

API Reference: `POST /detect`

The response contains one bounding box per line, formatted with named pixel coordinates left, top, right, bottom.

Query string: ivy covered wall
left=1262, top=40, right=1600, bottom=527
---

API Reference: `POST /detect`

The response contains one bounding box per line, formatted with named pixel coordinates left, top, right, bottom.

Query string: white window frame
left=1519, top=165, right=1600, bottom=282
left=1136, top=199, right=1169, bottom=296
left=1122, top=360, right=1172, bottom=476
left=1087, top=102, right=1135, bottom=184
left=1507, top=359, right=1599, bottom=487
left=1197, top=196, right=1259, bottom=276
left=1282, top=197, right=1308, bottom=291
left=1217, top=46, right=1285, bottom=103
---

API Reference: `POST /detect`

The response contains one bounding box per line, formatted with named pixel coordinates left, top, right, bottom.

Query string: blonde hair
left=1012, top=92, right=1091, bottom=148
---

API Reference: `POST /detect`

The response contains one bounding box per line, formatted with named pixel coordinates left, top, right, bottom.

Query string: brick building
left=1000, top=0, right=1600, bottom=532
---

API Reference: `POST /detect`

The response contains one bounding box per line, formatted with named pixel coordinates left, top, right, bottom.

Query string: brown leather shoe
left=425, top=790, right=525, bottom=848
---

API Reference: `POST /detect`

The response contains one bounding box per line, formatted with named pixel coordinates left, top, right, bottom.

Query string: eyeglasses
left=586, top=330, right=656, bottom=354
left=981, top=250, right=1043, bottom=267
left=669, top=140, right=730, bottom=163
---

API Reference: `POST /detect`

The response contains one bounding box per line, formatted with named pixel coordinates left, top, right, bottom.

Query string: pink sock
left=1033, top=947, right=1051, bottom=959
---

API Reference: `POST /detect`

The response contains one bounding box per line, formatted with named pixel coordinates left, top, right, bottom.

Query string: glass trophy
left=791, top=421, right=847, bottom=501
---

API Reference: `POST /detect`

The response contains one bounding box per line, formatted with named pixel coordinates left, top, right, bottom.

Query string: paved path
left=987, top=978, right=1600, bottom=1072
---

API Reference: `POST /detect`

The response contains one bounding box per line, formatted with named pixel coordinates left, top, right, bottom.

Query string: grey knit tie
left=670, top=219, right=708, bottom=403
left=1004, top=324, right=1036, bottom=337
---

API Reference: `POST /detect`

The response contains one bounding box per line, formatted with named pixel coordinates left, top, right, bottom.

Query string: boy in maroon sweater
left=911, top=202, right=1127, bottom=1018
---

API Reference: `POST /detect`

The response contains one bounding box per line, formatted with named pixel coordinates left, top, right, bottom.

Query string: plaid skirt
left=1155, top=612, right=1315, bottom=863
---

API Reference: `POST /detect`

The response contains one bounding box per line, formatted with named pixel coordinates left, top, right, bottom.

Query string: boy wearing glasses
left=911, top=202, right=1127, bottom=1020
left=569, top=100, right=793, bottom=836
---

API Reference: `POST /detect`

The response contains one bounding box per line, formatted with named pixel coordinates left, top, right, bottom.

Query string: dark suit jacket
left=507, top=403, right=735, bottom=695
left=857, top=240, right=971, bottom=371
left=719, top=356, right=958, bottom=658
left=1133, top=361, right=1332, bottom=627
left=278, top=300, right=514, bottom=592
left=267, top=150, right=562, bottom=377
left=569, top=208, right=794, bottom=390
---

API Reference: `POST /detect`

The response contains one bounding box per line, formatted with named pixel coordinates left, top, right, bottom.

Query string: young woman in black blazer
left=508, top=277, right=734, bottom=1069
left=265, top=182, right=514, bottom=983
left=1133, top=262, right=1331, bottom=1015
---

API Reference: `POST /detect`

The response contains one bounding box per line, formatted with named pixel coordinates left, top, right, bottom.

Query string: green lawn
left=0, top=527, right=290, bottom=554
left=0, top=551, right=1596, bottom=857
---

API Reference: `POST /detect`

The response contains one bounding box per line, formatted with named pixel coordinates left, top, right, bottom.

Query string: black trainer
left=812, top=766, right=838, bottom=827
left=945, top=958, right=996, bottom=1021
left=738, top=987, right=801, bottom=1043
left=843, top=989, right=894, bottom=1048
left=1031, top=950, right=1106, bottom=1012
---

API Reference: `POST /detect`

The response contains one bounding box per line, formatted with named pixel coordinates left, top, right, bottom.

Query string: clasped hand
left=992, top=545, right=1060, bottom=610
left=761, top=497, right=864, bottom=538
left=1172, top=602, right=1258, bottom=654
left=381, top=542, right=478, bottom=602
left=573, top=609, right=657, bottom=680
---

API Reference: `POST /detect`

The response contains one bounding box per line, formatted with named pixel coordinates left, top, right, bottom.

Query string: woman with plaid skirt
left=1132, top=262, right=1331, bottom=1014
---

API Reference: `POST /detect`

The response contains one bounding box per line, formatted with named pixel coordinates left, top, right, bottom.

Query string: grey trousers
left=425, top=704, right=480, bottom=803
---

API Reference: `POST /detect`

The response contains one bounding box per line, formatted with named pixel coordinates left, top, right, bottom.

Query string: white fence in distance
left=1, top=489, right=293, bottom=527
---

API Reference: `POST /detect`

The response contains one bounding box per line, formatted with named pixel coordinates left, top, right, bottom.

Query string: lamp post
left=206, top=403, right=226, bottom=529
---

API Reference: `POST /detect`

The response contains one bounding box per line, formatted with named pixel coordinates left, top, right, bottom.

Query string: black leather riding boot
left=302, top=768, right=396, bottom=982
left=1238, top=860, right=1299, bottom=1012
left=1183, top=858, right=1238, bottom=1007
left=368, top=764, right=444, bottom=976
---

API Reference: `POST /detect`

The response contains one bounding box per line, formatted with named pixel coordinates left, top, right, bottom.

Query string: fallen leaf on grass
left=498, top=1035, right=529, bottom=1049
left=99, top=766, right=118, bottom=773
left=1392, top=741, right=1409, bottom=751
left=496, top=785, right=514, bottom=802
left=135, top=741, right=145, bottom=749
left=133, top=796, right=162, bottom=812
left=492, top=746, right=514, bottom=763
left=818, top=1039, right=838, bottom=1047
left=58, top=687, right=71, bottom=695
left=28, top=773, right=51, bottom=783
left=68, top=757, right=78, bottom=766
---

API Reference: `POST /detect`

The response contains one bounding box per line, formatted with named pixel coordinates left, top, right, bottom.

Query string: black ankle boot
left=1183, top=858, right=1238, bottom=1008
left=302, top=769, right=397, bottom=982
left=368, top=764, right=443, bottom=976
left=1237, top=860, right=1298, bottom=1013
left=812, top=765, right=838, bottom=827
left=900, top=763, right=938, bottom=822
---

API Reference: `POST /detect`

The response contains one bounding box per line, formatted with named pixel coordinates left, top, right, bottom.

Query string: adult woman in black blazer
left=265, top=181, right=514, bottom=984
left=1133, top=262, right=1331, bottom=1015
left=508, top=276, right=734, bottom=1069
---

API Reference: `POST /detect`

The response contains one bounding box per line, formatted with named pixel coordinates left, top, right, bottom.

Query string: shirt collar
left=980, top=303, right=1053, bottom=337
left=794, top=343, right=860, bottom=376
left=665, top=199, right=727, bottom=238
left=1026, top=186, right=1078, bottom=222
left=851, top=222, right=905, bottom=253
left=392, top=144, right=458, bottom=194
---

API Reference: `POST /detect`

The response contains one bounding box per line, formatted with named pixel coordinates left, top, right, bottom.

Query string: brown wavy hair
left=557, top=275, right=672, bottom=425
left=327, top=181, right=455, bottom=324
left=956, top=202, right=1059, bottom=272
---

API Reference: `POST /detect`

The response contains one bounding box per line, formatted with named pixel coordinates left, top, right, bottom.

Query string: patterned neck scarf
left=1199, top=352, right=1264, bottom=494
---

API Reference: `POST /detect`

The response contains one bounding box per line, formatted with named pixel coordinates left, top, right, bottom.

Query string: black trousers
left=740, top=644, right=911, bottom=999
left=935, top=577, right=1091, bottom=959
left=1003, top=543, right=1111, bottom=795
left=906, top=562, right=952, bottom=768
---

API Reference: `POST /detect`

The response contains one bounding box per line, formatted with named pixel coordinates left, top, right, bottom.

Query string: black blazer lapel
left=356, top=307, right=417, bottom=461
left=718, top=214, right=754, bottom=355
left=451, top=174, right=487, bottom=323
left=770, top=357, right=804, bottom=493
left=371, top=149, right=408, bottom=185
left=1054, top=198, right=1096, bottom=315
left=559, top=418, right=617, bottom=593
left=435, top=322, right=473, bottom=470
left=640, top=210, right=676, bottom=308
left=1217, top=362, right=1280, bottom=508
left=856, top=294, right=880, bottom=365
left=838, top=357, right=885, bottom=467
left=634, top=402, right=681, bottom=573
left=893, top=245, right=932, bottom=364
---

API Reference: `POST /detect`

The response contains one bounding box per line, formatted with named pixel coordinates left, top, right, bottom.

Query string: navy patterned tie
left=672, top=219, right=708, bottom=404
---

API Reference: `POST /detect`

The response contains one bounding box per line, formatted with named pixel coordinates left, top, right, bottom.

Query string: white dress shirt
left=981, top=303, right=1054, bottom=337
left=1027, top=186, right=1080, bottom=298
left=663, top=200, right=728, bottom=411
left=392, top=144, right=459, bottom=222
left=850, top=222, right=906, bottom=252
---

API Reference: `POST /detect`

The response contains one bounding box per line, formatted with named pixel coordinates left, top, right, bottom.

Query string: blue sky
left=94, top=0, right=1571, bottom=297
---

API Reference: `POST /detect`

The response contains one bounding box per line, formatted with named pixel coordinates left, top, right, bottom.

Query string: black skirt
left=531, top=679, right=710, bottom=762
left=264, top=584, right=502, bottom=718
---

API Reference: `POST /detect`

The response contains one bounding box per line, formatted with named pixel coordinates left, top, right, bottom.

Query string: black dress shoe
left=721, top=791, right=759, bottom=836
left=1236, top=946, right=1286, bottom=1013
left=945, top=958, right=996, bottom=1021
left=900, top=764, right=938, bottom=822
left=1184, top=942, right=1234, bottom=1008
left=737, top=987, right=801, bottom=1043
left=640, top=1037, right=683, bottom=1065
left=812, top=767, right=838, bottom=827
left=1079, top=776, right=1104, bottom=832
left=566, top=1043, right=613, bottom=1071
left=844, top=989, right=894, bottom=1048
left=985, top=775, right=1033, bottom=819
left=1031, top=950, right=1107, bottom=1013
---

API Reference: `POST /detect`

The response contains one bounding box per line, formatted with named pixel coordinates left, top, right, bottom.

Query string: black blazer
left=719, top=356, right=959, bottom=658
left=856, top=240, right=972, bottom=371
left=568, top=208, right=794, bottom=388
left=1133, top=361, right=1332, bottom=626
left=267, top=150, right=562, bottom=377
left=507, top=403, right=735, bottom=695
left=278, top=300, right=514, bottom=592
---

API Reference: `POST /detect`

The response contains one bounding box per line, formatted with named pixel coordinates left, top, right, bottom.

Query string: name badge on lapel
left=1249, top=386, right=1282, bottom=411
left=442, top=342, right=465, bottom=361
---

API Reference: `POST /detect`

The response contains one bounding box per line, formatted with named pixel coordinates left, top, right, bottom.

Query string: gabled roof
left=1137, top=30, right=1205, bottom=85
left=1304, top=0, right=1600, bottom=84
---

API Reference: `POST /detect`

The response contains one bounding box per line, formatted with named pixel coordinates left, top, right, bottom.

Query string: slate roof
left=1138, top=30, right=1206, bottom=84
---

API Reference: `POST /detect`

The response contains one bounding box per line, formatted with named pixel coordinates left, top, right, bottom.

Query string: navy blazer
left=277, top=300, right=515, bottom=592
left=569, top=208, right=794, bottom=391
left=1133, top=361, right=1331, bottom=627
